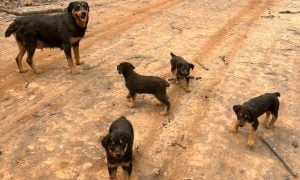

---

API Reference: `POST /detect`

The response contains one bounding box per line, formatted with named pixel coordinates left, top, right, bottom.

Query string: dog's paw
left=19, top=69, right=29, bottom=73
left=265, top=124, right=273, bottom=129
left=70, top=67, right=79, bottom=74
left=185, top=88, right=191, bottom=93
left=247, top=140, right=255, bottom=147
left=229, top=128, right=238, bottom=133
left=34, top=69, right=43, bottom=74
left=127, top=102, right=135, bottom=108
left=159, top=110, right=168, bottom=116
left=76, top=61, right=85, bottom=65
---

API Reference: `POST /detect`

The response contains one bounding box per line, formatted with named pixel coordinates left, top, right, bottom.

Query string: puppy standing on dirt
left=5, top=1, right=89, bottom=74
left=117, top=62, right=171, bottom=116
left=101, top=116, right=134, bottom=179
left=170, top=52, right=194, bottom=92
left=230, top=92, right=280, bottom=146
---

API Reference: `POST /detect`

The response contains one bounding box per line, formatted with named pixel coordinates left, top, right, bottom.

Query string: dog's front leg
left=247, top=121, right=258, bottom=147
left=122, top=162, right=132, bottom=180
left=229, top=120, right=239, bottom=133
left=108, top=163, right=118, bottom=179
left=127, top=92, right=136, bottom=108
left=73, top=42, right=84, bottom=65
left=64, top=44, right=79, bottom=74
left=184, top=77, right=191, bottom=93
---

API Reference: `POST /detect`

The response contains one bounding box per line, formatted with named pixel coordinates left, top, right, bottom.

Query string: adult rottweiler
left=170, top=52, right=194, bottom=92
left=5, top=1, right=89, bottom=74
left=117, top=62, right=171, bottom=116
left=101, top=116, right=134, bottom=179
left=230, top=92, right=280, bottom=146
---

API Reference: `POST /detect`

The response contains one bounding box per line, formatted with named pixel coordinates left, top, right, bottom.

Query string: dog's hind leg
left=262, top=111, right=271, bottom=127
left=266, top=100, right=279, bottom=129
left=155, top=93, right=170, bottom=116
left=26, top=47, right=41, bottom=74
left=73, top=43, right=84, bottom=65
left=16, top=42, right=27, bottom=73
left=64, top=44, right=79, bottom=74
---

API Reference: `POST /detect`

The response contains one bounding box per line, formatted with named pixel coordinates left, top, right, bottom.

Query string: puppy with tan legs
left=230, top=92, right=280, bottom=147
left=117, top=62, right=171, bottom=116
left=170, top=52, right=194, bottom=92
left=101, top=116, right=134, bottom=179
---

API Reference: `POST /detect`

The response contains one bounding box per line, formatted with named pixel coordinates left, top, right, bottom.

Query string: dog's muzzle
left=239, top=120, right=246, bottom=127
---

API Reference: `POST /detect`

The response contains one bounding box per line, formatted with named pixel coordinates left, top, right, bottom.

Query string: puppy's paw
left=19, top=69, right=29, bottom=73
left=76, top=61, right=85, bottom=65
left=34, top=69, right=43, bottom=74
left=70, top=67, right=79, bottom=74
left=247, top=140, right=255, bottom=147
left=127, top=102, right=135, bottom=108
left=229, top=128, right=238, bottom=133
left=159, top=110, right=168, bottom=116
left=265, top=124, right=273, bottom=129
left=185, top=88, right=191, bottom=93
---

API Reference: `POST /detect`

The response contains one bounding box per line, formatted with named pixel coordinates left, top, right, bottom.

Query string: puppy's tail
left=273, top=92, right=280, bottom=97
left=170, top=52, right=176, bottom=57
left=5, top=21, right=18, bottom=37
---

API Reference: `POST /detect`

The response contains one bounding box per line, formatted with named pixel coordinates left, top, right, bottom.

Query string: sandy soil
left=0, top=0, right=299, bottom=179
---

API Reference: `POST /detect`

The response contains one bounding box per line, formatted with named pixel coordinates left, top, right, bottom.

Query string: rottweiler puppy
left=101, top=116, right=134, bottom=179
left=117, top=62, right=171, bottom=116
left=170, top=52, right=194, bottom=92
left=5, top=1, right=89, bottom=74
left=230, top=92, right=280, bottom=146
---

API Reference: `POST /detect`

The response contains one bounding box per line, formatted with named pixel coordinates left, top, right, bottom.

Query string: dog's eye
left=74, top=5, right=80, bottom=11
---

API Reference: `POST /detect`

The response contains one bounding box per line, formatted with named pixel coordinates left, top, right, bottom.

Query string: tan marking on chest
left=70, top=37, right=82, bottom=45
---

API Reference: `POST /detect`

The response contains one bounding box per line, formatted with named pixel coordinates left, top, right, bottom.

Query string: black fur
left=170, top=52, right=194, bottom=92
left=117, top=62, right=171, bottom=115
left=5, top=1, right=89, bottom=74
left=233, top=92, right=280, bottom=130
left=101, top=116, right=134, bottom=179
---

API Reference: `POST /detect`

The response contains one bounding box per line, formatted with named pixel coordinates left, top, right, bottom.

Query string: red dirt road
left=0, top=0, right=299, bottom=179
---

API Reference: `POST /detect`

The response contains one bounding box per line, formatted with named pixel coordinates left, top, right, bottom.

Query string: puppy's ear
left=67, top=2, right=75, bottom=12
left=129, top=63, right=135, bottom=70
left=189, top=63, right=194, bottom=70
left=233, top=105, right=242, bottom=114
left=101, top=135, right=109, bottom=148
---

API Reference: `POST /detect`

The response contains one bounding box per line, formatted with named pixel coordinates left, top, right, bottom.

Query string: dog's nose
left=239, top=124, right=244, bottom=127
left=82, top=12, right=87, bottom=16
left=115, top=153, right=121, bottom=158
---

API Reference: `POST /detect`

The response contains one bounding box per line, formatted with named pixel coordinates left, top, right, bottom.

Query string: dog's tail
left=273, top=92, right=280, bottom=97
left=5, top=21, right=18, bottom=37
left=170, top=52, right=176, bottom=57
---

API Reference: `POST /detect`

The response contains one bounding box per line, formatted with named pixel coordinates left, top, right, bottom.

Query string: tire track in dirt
left=136, top=0, right=276, bottom=178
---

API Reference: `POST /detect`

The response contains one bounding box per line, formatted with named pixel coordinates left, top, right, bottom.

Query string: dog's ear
left=101, top=134, right=109, bottom=148
left=233, top=105, right=242, bottom=114
left=67, top=2, right=76, bottom=12
left=189, top=63, right=194, bottom=70
left=129, top=63, right=135, bottom=70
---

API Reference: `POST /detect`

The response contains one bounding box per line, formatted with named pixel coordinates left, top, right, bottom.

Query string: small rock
left=45, top=146, right=55, bottom=152
left=82, top=162, right=93, bottom=170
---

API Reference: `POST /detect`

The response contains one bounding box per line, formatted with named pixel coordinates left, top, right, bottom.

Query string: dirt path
left=0, top=0, right=299, bottom=179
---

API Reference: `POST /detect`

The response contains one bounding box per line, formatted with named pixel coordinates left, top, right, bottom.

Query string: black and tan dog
left=117, top=62, right=171, bottom=116
left=170, top=52, right=194, bottom=92
left=5, top=1, right=89, bottom=74
left=230, top=92, right=280, bottom=146
left=101, top=116, right=134, bottom=179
